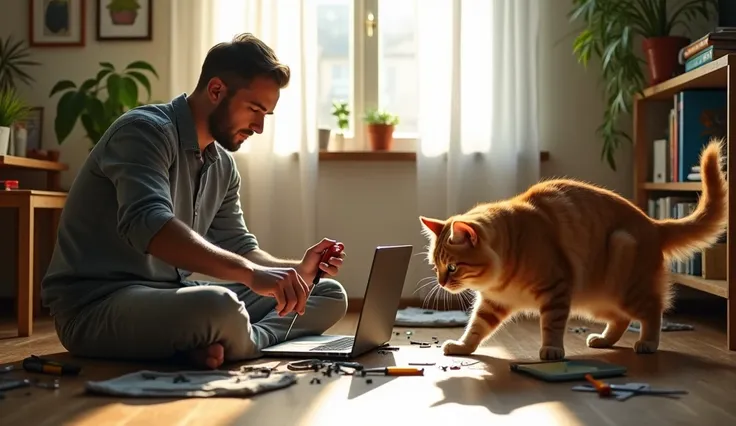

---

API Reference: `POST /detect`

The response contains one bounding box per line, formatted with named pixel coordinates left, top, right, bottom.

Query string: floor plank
left=1, top=310, right=735, bottom=426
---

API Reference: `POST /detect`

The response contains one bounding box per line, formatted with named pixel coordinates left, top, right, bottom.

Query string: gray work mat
left=394, top=307, right=469, bottom=327
left=85, top=369, right=297, bottom=398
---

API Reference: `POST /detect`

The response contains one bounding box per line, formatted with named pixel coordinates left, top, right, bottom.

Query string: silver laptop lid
left=350, top=245, right=413, bottom=356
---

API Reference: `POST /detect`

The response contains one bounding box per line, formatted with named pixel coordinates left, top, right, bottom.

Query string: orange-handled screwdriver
left=585, top=374, right=612, bottom=397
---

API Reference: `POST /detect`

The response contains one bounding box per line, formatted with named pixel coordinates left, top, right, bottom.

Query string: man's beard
left=206, top=97, right=250, bottom=152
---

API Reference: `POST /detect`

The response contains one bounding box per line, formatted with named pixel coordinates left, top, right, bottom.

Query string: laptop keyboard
left=310, top=337, right=355, bottom=352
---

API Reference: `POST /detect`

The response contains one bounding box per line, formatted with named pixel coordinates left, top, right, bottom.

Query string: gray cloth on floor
left=394, top=307, right=469, bottom=327
left=85, top=369, right=298, bottom=398
left=627, top=320, right=694, bottom=333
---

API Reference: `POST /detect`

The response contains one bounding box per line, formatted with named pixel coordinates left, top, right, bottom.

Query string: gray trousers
left=54, top=278, right=348, bottom=362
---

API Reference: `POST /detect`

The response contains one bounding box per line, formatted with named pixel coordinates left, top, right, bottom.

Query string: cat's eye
left=447, top=264, right=457, bottom=273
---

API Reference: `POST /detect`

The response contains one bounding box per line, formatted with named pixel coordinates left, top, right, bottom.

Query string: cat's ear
left=419, top=216, right=445, bottom=238
left=449, top=221, right=478, bottom=247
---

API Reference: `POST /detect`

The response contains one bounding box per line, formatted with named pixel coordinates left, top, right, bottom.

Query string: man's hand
left=297, top=238, right=346, bottom=285
left=246, top=266, right=311, bottom=316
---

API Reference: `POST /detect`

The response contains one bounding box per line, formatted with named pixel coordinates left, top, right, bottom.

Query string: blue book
left=677, top=90, right=727, bottom=182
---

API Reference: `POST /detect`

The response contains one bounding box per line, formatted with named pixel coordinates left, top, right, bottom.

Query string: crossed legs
left=54, top=278, right=348, bottom=368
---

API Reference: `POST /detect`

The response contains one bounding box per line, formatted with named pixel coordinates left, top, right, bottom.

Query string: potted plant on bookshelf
left=0, top=89, right=31, bottom=156
left=364, top=108, right=399, bottom=151
left=0, top=35, right=41, bottom=93
left=569, top=0, right=719, bottom=170
left=49, top=59, right=159, bottom=150
left=331, top=100, right=349, bottom=150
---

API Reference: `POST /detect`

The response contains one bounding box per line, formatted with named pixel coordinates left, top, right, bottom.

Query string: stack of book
left=679, top=26, right=736, bottom=72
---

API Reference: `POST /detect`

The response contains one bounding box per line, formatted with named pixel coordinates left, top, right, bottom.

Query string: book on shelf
left=645, top=195, right=727, bottom=277
left=652, top=89, right=727, bottom=183
left=678, top=26, right=736, bottom=64
left=685, top=45, right=736, bottom=72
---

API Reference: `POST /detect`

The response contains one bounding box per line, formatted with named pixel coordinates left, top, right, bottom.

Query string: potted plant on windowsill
left=107, top=0, right=141, bottom=25
left=569, top=0, right=718, bottom=171
left=364, top=108, right=399, bottom=151
left=0, top=89, right=31, bottom=155
left=330, top=100, right=349, bottom=150
left=49, top=60, right=159, bottom=150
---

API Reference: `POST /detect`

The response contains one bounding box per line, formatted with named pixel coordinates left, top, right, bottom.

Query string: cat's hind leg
left=586, top=229, right=637, bottom=349
left=623, top=263, right=669, bottom=354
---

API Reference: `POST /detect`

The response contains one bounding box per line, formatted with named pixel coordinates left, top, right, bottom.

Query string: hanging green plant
left=568, top=0, right=718, bottom=170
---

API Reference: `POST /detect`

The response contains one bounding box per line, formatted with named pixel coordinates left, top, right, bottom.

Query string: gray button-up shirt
left=42, top=93, right=259, bottom=318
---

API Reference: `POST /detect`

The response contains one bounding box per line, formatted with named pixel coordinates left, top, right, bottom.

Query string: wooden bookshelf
left=640, top=182, right=702, bottom=191
left=0, top=155, right=68, bottom=172
left=634, top=54, right=736, bottom=351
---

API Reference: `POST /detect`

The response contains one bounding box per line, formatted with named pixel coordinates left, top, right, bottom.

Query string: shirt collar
left=171, top=93, right=221, bottom=162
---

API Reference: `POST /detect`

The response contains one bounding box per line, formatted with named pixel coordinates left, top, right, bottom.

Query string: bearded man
left=42, top=33, right=348, bottom=369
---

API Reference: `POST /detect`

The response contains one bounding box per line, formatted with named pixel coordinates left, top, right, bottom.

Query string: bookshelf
left=633, top=54, right=735, bottom=351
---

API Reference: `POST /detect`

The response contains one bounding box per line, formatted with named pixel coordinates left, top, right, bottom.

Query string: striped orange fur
left=419, top=139, right=728, bottom=360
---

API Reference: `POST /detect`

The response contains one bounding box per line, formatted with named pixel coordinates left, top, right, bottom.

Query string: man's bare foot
left=188, top=343, right=225, bottom=369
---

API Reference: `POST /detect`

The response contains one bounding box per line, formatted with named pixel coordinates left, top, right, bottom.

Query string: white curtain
left=170, top=0, right=319, bottom=263
left=416, top=0, right=541, bottom=224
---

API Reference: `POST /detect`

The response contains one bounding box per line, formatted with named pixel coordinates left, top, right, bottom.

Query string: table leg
left=17, top=201, right=34, bottom=337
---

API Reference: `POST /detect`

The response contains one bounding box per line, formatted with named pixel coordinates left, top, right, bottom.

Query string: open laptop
left=261, top=244, right=413, bottom=359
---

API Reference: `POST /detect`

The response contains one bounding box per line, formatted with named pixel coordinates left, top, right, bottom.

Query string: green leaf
left=106, top=73, right=123, bottom=104
left=49, top=80, right=76, bottom=97
left=119, top=76, right=139, bottom=109
left=79, top=78, right=98, bottom=93
left=54, top=91, right=86, bottom=144
left=100, top=62, right=115, bottom=70
left=95, top=68, right=113, bottom=84
left=125, top=60, right=159, bottom=79
left=125, top=70, right=151, bottom=100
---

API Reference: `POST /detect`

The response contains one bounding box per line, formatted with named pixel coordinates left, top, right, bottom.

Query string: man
left=41, top=33, right=348, bottom=369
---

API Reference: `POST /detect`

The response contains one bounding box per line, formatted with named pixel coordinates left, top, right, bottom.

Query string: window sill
left=318, top=150, right=551, bottom=162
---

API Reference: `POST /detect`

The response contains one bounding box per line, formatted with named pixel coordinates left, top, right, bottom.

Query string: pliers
left=286, top=359, right=363, bottom=372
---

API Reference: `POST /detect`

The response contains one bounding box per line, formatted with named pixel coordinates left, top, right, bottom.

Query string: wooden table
left=0, top=190, right=67, bottom=337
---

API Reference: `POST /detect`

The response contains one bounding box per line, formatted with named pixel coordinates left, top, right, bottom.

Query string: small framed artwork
left=29, top=0, right=86, bottom=47
left=16, top=107, right=44, bottom=152
left=96, top=0, right=153, bottom=41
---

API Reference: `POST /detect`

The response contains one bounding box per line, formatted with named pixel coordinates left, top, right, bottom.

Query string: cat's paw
left=539, top=345, right=565, bottom=361
left=586, top=333, right=614, bottom=349
left=633, top=339, right=659, bottom=354
left=442, top=339, right=475, bottom=356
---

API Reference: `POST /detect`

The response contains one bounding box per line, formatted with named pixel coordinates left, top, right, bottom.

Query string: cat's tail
left=656, top=138, right=728, bottom=261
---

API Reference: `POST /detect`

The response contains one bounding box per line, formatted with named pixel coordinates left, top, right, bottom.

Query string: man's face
left=207, top=76, right=281, bottom=152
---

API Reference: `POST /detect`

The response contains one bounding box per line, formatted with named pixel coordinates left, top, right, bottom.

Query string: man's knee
left=312, top=278, right=348, bottom=321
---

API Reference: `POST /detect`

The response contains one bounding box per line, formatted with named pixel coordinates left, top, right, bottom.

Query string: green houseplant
left=49, top=60, right=159, bottom=148
left=330, top=100, right=350, bottom=149
left=0, top=35, right=41, bottom=93
left=569, top=0, right=718, bottom=170
left=364, top=108, right=399, bottom=151
left=107, top=0, right=141, bottom=25
left=0, top=89, right=31, bottom=155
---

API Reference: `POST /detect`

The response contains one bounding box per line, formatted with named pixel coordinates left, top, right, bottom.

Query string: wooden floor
left=1, top=302, right=736, bottom=426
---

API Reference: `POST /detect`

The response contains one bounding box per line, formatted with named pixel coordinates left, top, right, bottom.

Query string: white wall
left=1, top=0, right=639, bottom=302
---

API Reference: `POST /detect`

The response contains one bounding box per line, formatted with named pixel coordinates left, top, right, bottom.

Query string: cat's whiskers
left=413, top=276, right=438, bottom=295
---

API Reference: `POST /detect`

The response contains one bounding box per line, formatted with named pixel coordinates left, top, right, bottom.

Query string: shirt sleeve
left=97, top=117, right=177, bottom=254
left=206, top=164, right=259, bottom=256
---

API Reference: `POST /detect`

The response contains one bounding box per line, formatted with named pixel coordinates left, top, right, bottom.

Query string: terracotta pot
left=367, top=124, right=394, bottom=151
left=110, top=11, right=138, bottom=25
left=642, top=36, right=690, bottom=86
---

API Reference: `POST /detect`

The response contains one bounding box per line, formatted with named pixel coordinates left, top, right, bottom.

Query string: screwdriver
left=284, top=242, right=344, bottom=340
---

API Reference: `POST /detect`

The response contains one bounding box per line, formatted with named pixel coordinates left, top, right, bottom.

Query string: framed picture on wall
left=96, top=0, right=153, bottom=41
left=29, top=0, right=86, bottom=47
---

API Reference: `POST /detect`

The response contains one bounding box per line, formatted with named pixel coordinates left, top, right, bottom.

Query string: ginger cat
left=419, top=140, right=727, bottom=361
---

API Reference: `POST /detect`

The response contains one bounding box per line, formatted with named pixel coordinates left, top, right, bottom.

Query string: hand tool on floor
left=286, top=359, right=363, bottom=372
left=284, top=242, right=344, bottom=341
left=361, top=366, right=425, bottom=377
left=572, top=374, right=688, bottom=401
left=22, top=355, right=82, bottom=376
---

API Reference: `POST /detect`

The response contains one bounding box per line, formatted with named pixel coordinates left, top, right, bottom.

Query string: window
left=315, top=0, right=419, bottom=151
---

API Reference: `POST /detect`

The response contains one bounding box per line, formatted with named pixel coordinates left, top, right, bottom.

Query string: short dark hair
left=195, top=33, right=291, bottom=92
